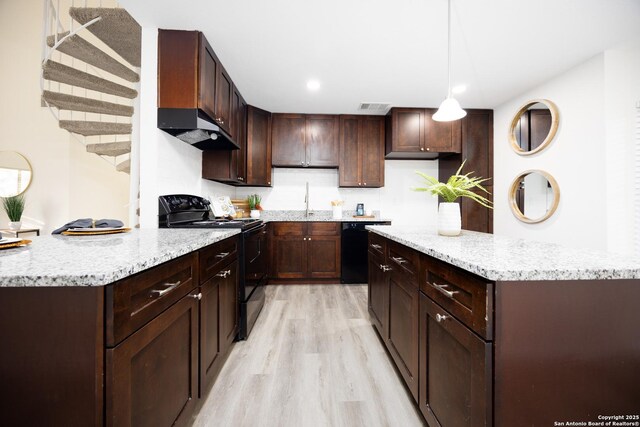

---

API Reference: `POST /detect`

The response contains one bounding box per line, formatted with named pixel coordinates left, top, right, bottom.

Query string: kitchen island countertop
left=0, top=228, right=240, bottom=287
left=366, top=225, right=640, bottom=281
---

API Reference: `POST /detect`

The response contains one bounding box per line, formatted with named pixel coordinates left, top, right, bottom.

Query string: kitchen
left=2, top=0, right=640, bottom=425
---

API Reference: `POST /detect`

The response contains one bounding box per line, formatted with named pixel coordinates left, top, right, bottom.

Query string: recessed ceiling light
left=451, top=84, right=467, bottom=94
left=306, top=80, right=321, bottom=91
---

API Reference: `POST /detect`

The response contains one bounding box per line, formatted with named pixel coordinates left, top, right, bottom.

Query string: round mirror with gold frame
left=509, top=99, right=559, bottom=155
left=509, top=170, right=560, bottom=224
left=0, top=151, right=33, bottom=197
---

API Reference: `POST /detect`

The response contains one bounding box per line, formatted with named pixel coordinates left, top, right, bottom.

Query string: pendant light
left=433, top=0, right=466, bottom=122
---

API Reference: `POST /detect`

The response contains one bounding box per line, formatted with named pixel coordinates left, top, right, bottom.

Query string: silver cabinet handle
left=429, top=282, right=458, bottom=298
left=379, top=264, right=391, bottom=272
left=391, top=256, right=407, bottom=265
left=370, top=244, right=382, bottom=250
left=301, top=160, right=305, bottom=165
left=436, top=313, right=448, bottom=323
left=151, top=280, right=181, bottom=297
left=216, top=270, right=231, bottom=278
left=190, top=292, right=202, bottom=300
left=215, top=252, right=229, bottom=258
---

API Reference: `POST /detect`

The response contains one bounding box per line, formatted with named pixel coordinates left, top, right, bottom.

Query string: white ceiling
left=121, top=0, right=640, bottom=114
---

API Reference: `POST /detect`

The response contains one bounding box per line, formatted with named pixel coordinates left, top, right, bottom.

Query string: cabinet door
left=419, top=294, right=492, bottom=427
left=424, top=108, right=462, bottom=153
left=246, top=105, right=272, bottom=186
left=360, top=116, right=385, bottom=187
left=272, top=114, right=306, bottom=166
left=233, top=88, right=246, bottom=182
left=307, top=236, right=341, bottom=278
left=368, top=253, right=388, bottom=337
left=339, top=115, right=361, bottom=187
left=106, top=292, right=199, bottom=427
left=306, top=115, right=339, bottom=167
left=390, top=108, right=424, bottom=152
left=200, top=278, right=220, bottom=397
left=387, top=270, right=419, bottom=400
left=220, top=260, right=239, bottom=352
left=198, top=35, right=217, bottom=123
left=158, top=30, right=199, bottom=110
left=214, top=64, right=233, bottom=134
left=272, top=236, right=307, bottom=279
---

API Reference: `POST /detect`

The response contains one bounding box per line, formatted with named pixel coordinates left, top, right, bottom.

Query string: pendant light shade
left=434, top=0, right=466, bottom=122
left=433, top=97, right=466, bottom=121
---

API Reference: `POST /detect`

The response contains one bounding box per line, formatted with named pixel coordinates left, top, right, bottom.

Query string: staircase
left=41, top=0, right=141, bottom=174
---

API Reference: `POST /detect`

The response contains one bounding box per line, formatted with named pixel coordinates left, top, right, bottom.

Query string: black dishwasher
left=341, top=221, right=390, bottom=283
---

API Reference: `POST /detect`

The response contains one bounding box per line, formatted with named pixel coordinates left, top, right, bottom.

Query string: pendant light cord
left=447, top=0, right=452, bottom=99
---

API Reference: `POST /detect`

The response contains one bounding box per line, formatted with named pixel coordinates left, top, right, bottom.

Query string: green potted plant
left=2, top=194, right=26, bottom=231
left=247, top=194, right=262, bottom=218
left=413, top=161, right=492, bottom=236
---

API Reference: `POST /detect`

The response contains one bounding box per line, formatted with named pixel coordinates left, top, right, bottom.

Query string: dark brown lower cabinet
left=199, top=274, right=221, bottom=396
left=220, top=259, right=239, bottom=351
left=387, top=270, right=420, bottom=401
left=367, top=252, right=388, bottom=335
left=419, top=294, right=492, bottom=427
left=270, top=222, right=341, bottom=280
left=106, top=290, right=200, bottom=427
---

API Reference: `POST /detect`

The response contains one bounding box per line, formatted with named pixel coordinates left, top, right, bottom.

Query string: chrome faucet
left=305, top=182, right=312, bottom=217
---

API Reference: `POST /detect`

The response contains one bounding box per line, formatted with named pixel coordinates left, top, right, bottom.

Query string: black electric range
left=159, top=194, right=267, bottom=340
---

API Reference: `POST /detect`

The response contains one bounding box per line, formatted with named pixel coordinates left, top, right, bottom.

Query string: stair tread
left=43, top=60, right=137, bottom=99
left=47, top=32, right=139, bottom=82
left=69, top=7, right=141, bottom=67
left=43, top=90, right=133, bottom=116
left=86, top=141, right=131, bottom=156
left=59, top=120, right=131, bottom=136
left=116, top=159, right=130, bottom=173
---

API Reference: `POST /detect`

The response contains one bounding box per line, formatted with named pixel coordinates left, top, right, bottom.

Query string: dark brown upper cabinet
left=339, top=115, right=385, bottom=187
left=385, top=107, right=461, bottom=159
left=202, top=104, right=272, bottom=187
left=272, top=114, right=339, bottom=167
left=158, top=29, right=234, bottom=136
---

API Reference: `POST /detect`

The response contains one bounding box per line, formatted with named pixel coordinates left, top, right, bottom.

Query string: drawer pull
left=370, top=244, right=382, bottom=250
left=391, top=256, right=407, bottom=265
left=436, top=313, right=448, bottom=323
left=190, top=292, right=203, bottom=300
left=150, top=280, right=181, bottom=297
left=430, top=282, right=458, bottom=298
left=215, top=252, right=230, bottom=258
left=379, top=264, right=392, bottom=272
left=216, top=269, right=231, bottom=278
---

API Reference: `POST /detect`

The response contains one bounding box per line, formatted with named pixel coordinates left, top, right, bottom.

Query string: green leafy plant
left=2, top=194, right=26, bottom=221
left=413, top=160, right=493, bottom=209
left=247, top=194, right=262, bottom=210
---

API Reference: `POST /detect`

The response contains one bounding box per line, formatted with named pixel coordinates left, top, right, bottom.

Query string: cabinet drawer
left=271, top=222, right=305, bottom=236
left=308, top=222, right=340, bottom=236
left=106, top=253, right=197, bottom=347
left=388, top=240, right=420, bottom=285
left=420, top=256, right=493, bottom=340
left=368, top=232, right=387, bottom=258
left=199, top=236, right=238, bottom=283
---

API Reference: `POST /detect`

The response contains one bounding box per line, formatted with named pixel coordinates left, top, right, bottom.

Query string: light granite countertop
left=0, top=229, right=240, bottom=288
left=260, top=210, right=391, bottom=223
left=367, top=225, right=640, bottom=281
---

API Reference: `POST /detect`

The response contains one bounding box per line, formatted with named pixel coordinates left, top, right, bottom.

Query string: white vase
left=438, top=202, right=461, bottom=236
left=332, top=205, right=343, bottom=220
left=250, top=209, right=260, bottom=219
left=8, top=221, right=22, bottom=231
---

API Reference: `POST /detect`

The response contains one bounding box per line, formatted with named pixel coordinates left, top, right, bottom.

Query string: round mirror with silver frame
left=509, top=99, right=559, bottom=155
left=0, top=151, right=33, bottom=198
left=509, top=170, right=560, bottom=224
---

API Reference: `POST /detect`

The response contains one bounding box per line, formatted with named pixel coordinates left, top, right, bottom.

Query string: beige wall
left=0, top=0, right=130, bottom=233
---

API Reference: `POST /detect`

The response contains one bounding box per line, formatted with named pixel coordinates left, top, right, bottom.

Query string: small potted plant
left=2, top=194, right=26, bottom=231
left=247, top=194, right=262, bottom=218
left=413, top=161, right=492, bottom=236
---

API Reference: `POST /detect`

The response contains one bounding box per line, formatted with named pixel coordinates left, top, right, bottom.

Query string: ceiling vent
left=358, top=102, right=391, bottom=113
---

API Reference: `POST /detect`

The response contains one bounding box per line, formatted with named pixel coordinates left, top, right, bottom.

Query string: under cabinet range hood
left=157, top=108, right=239, bottom=150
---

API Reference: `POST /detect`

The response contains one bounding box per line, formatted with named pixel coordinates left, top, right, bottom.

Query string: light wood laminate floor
left=193, top=284, right=424, bottom=427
